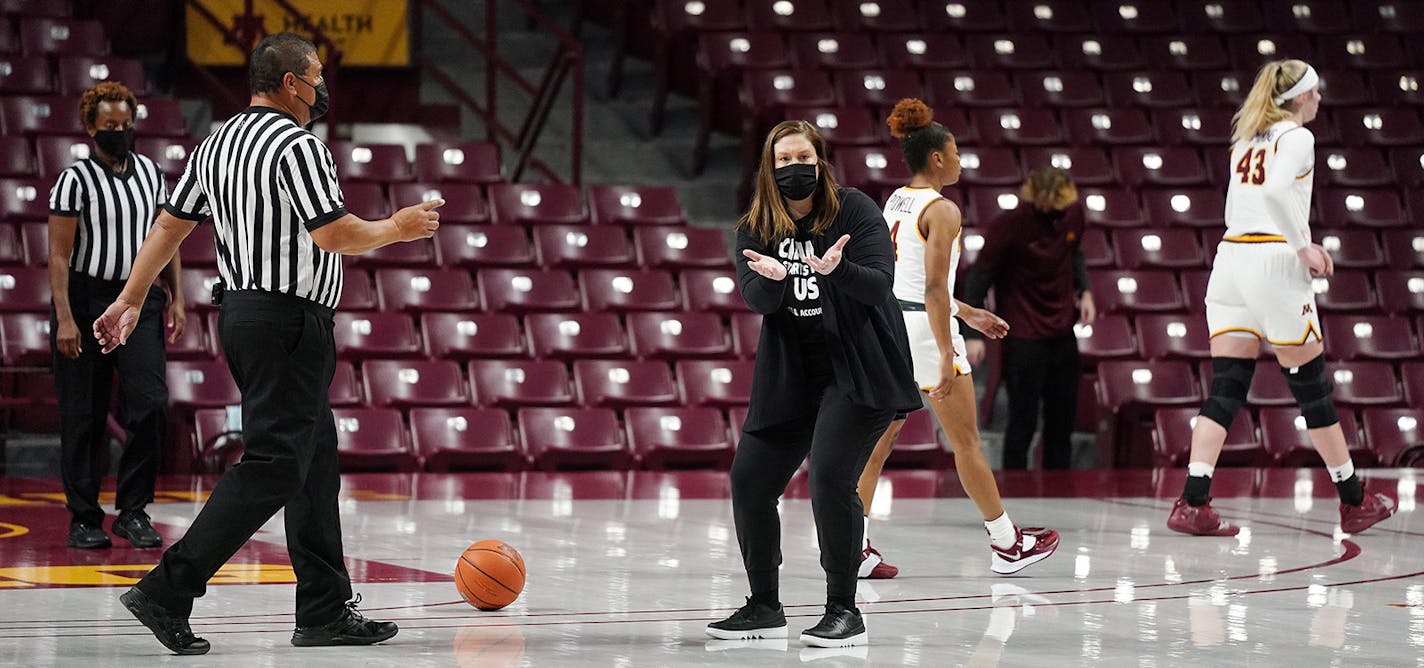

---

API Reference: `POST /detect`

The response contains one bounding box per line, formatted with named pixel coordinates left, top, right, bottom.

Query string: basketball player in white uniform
left=1168, top=60, right=1394, bottom=536
left=856, top=99, right=1060, bottom=577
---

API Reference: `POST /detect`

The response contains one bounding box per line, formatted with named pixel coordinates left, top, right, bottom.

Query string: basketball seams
left=456, top=540, right=526, bottom=611
left=468, top=548, right=526, bottom=577
left=455, top=561, right=499, bottom=609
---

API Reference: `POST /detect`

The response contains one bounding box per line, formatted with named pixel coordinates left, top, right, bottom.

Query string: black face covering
left=775, top=162, right=819, bottom=201
left=1040, top=207, right=1067, bottom=224
left=93, top=127, right=134, bottom=162
left=293, top=74, right=330, bottom=123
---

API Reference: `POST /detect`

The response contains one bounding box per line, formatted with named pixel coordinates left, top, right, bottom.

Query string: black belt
left=898, top=299, right=926, bottom=312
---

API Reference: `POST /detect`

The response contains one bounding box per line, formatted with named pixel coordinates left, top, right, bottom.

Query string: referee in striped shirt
left=94, top=33, right=441, bottom=655
left=49, top=81, right=182, bottom=551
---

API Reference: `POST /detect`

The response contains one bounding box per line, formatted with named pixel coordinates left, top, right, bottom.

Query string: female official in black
left=706, top=120, right=921, bottom=648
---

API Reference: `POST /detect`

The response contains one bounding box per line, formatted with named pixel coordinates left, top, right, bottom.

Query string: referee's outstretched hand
left=393, top=198, right=444, bottom=241
left=93, top=298, right=140, bottom=355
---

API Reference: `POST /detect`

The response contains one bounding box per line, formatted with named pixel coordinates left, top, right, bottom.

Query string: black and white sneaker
left=706, top=598, right=788, bottom=640
left=799, top=603, right=866, bottom=648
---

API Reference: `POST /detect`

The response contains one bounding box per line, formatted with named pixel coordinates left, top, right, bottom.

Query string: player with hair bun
left=855, top=99, right=1060, bottom=577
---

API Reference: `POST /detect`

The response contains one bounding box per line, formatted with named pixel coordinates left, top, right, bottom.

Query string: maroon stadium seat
left=1077, top=187, right=1147, bottom=227
left=132, top=98, right=187, bottom=138
left=55, top=55, right=145, bottom=95
left=413, top=141, right=502, bottom=184
left=469, top=359, right=574, bottom=408
left=1179, top=0, right=1265, bottom=32
left=329, top=361, right=362, bottom=406
left=627, top=311, right=730, bottom=359
left=477, top=268, right=580, bottom=313
left=0, top=177, right=49, bottom=221
left=1066, top=108, right=1155, bottom=145
left=680, top=269, right=743, bottom=313
left=421, top=312, right=524, bottom=359
left=1324, top=316, right=1419, bottom=361
left=390, top=182, right=488, bottom=224
left=1390, top=146, right=1424, bottom=188
left=375, top=268, right=478, bottom=313
left=362, top=359, right=470, bottom=408
left=1316, top=35, right=1405, bottom=70
left=1092, top=1, right=1179, bottom=33
left=1316, top=228, right=1384, bottom=268
left=1314, top=188, right=1406, bottom=228
left=1190, top=71, right=1249, bottom=108
left=1361, top=408, right=1424, bottom=467
left=1057, top=35, right=1145, bottom=71
left=179, top=269, right=220, bottom=312
left=1090, top=270, right=1185, bottom=314
left=519, top=407, right=632, bottom=470
left=1335, top=108, right=1424, bottom=147
left=166, top=360, right=239, bottom=409
left=746, top=0, right=835, bottom=32
left=1312, top=270, right=1377, bottom=312
left=18, top=18, right=106, bottom=57
left=835, top=146, right=913, bottom=192
left=1006, top=0, right=1092, bottom=32
left=791, top=33, right=880, bottom=71
left=731, top=312, right=761, bottom=358
left=1097, top=359, right=1202, bottom=466
left=973, top=108, right=1064, bottom=146
left=526, top=312, right=628, bottom=359
left=164, top=310, right=210, bottom=360
left=352, top=236, right=438, bottom=269
left=789, top=106, right=881, bottom=149
left=0, top=224, right=21, bottom=266
left=1313, top=70, right=1376, bottom=108
left=1140, top=188, right=1226, bottom=228
left=879, top=32, right=969, bottom=70
left=1016, top=70, right=1106, bottom=108
left=1112, top=228, right=1206, bottom=269
left=635, top=226, right=731, bottom=269
left=1375, top=72, right=1424, bottom=108
left=1227, top=34, right=1315, bottom=71
left=1328, top=361, right=1405, bottom=407
left=955, top=147, right=1022, bottom=186
left=1080, top=227, right=1113, bottom=267
left=837, top=69, right=925, bottom=109
left=834, top=0, right=919, bottom=32
left=0, top=137, right=32, bottom=177
left=332, top=312, right=421, bottom=359
left=0, top=96, right=81, bottom=136
left=928, top=70, right=1018, bottom=109
left=573, top=359, right=679, bottom=408
left=1138, top=314, right=1212, bottom=360
left=0, top=310, right=49, bottom=364
left=437, top=225, right=535, bottom=269
left=1154, top=108, right=1233, bottom=147
left=1112, top=147, right=1209, bottom=187
left=1019, top=146, right=1115, bottom=185
left=1153, top=407, right=1264, bottom=467
left=534, top=225, right=635, bottom=270
left=626, top=406, right=734, bottom=469
left=1383, top=229, right=1424, bottom=269
left=191, top=408, right=242, bottom=472
left=677, top=359, right=754, bottom=407
left=336, top=270, right=377, bottom=311
left=1267, top=0, right=1354, bottom=33
left=1260, top=407, right=1370, bottom=467
left=0, top=55, right=51, bottom=93
left=328, top=141, right=413, bottom=183
left=1137, top=36, right=1230, bottom=70
left=580, top=269, right=680, bottom=312
left=587, top=184, right=685, bottom=227
left=0, top=266, right=47, bottom=309
left=337, top=182, right=389, bottom=221
left=1073, top=314, right=1137, bottom=364
left=884, top=409, right=952, bottom=468
left=489, top=183, right=587, bottom=225
left=1105, top=71, right=1194, bottom=108
left=333, top=408, right=418, bottom=472
left=920, top=0, right=1006, bottom=32
left=133, top=137, right=197, bottom=179
left=1374, top=270, right=1424, bottom=314
left=412, top=407, right=524, bottom=472
left=18, top=224, right=44, bottom=267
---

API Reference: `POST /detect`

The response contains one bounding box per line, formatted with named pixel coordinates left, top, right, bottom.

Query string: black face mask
left=1040, top=207, right=1067, bottom=224
left=293, top=74, right=330, bottom=123
left=775, top=162, right=818, bottom=201
left=94, top=127, right=134, bottom=162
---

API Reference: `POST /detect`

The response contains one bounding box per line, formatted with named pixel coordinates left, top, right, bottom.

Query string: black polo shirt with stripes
left=163, top=106, right=348, bottom=309
left=48, top=153, right=167, bottom=282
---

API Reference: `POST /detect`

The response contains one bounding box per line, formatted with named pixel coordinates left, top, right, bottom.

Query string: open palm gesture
left=742, top=249, right=787, bottom=280
left=806, top=234, right=851, bottom=275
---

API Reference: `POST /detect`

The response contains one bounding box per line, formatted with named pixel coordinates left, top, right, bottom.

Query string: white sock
left=862, top=515, right=870, bottom=551
left=1327, top=460, right=1355, bottom=483
left=1187, top=461, right=1215, bottom=478
left=985, top=512, right=1016, bottom=549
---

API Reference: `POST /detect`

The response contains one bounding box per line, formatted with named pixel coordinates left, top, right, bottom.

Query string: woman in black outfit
left=706, top=120, right=921, bottom=648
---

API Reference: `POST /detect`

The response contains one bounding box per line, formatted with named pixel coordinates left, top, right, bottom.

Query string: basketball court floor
left=0, top=468, right=1420, bottom=666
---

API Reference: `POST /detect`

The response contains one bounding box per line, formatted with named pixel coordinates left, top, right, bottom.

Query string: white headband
left=1274, top=65, right=1319, bottom=106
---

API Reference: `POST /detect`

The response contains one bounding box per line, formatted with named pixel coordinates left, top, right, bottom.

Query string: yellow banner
left=186, top=0, right=409, bottom=67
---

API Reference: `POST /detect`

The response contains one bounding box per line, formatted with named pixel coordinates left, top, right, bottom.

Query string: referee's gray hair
left=249, top=32, right=317, bottom=94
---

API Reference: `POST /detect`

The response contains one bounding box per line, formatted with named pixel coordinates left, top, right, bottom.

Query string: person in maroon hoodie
left=963, top=167, right=1094, bottom=470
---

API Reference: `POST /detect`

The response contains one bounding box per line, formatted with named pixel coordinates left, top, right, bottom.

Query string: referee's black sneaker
left=706, top=598, right=788, bottom=640
left=66, top=522, right=110, bottom=549
left=120, top=586, right=210, bottom=655
left=112, top=510, right=163, bottom=548
left=291, top=596, right=398, bottom=647
left=799, top=602, right=867, bottom=648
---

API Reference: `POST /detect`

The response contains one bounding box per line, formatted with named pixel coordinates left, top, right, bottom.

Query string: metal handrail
left=414, top=0, right=583, bottom=184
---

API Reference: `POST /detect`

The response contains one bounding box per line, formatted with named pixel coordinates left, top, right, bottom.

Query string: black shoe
left=706, top=597, right=788, bottom=640
left=120, top=587, right=210, bottom=655
left=799, top=602, right=867, bottom=648
left=291, top=595, right=398, bottom=647
left=113, top=510, right=163, bottom=548
left=67, top=522, right=111, bottom=549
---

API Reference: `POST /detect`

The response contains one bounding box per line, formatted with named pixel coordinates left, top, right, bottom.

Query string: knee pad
left=1199, top=357, right=1255, bottom=429
left=1282, top=354, right=1338, bottom=429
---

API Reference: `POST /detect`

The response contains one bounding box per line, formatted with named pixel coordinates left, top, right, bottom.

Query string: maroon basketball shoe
left=1166, top=498, right=1240, bottom=536
left=990, top=527, right=1060, bottom=575
left=1340, top=492, right=1396, bottom=534
left=857, top=543, right=899, bottom=579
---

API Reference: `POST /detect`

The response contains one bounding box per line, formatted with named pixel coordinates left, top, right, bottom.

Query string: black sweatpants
left=730, top=385, right=894, bottom=601
left=52, top=273, right=168, bottom=527
left=1001, top=334, right=1080, bottom=470
left=137, top=291, right=351, bottom=626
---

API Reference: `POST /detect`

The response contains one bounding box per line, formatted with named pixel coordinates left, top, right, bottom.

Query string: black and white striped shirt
left=163, top=106, right=347, bottom=309
left=48, top=153, right=166, bottom=281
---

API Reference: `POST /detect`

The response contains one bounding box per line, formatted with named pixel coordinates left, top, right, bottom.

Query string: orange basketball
left=455, top=539, right=526, bottom=611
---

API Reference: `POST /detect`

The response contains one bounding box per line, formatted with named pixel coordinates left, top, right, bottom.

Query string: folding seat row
left=0, top=95, right=187, bottom=137
left=193, top=404, right=745, bottom=472
left=1150, top=406, right=1424, bottom=468
left=0, top=54, right=148, bottom=95
left=1076, top=313, right=1424, bottom=365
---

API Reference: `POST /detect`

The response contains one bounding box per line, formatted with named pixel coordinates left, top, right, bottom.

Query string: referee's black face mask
left=292, top=74, right=329, bottom=124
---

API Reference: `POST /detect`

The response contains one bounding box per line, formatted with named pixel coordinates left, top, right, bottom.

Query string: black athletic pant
left=1001, top=334, right=1080, bottom=470
left=137, top=291, right=351, bottom=627
left=730, top=385, right=894, bottom=601
left=53, top=272, right=167, bottom=527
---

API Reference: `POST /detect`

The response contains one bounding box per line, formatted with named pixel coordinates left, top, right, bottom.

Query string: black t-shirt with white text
left=777, top=214, right=835, bottom=386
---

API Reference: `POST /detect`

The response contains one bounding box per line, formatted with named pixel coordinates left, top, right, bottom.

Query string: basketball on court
left=454, top=540, right=526, bottom=611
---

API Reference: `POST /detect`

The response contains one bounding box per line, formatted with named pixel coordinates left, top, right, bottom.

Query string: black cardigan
left=735, top=188, right=922, bottom=432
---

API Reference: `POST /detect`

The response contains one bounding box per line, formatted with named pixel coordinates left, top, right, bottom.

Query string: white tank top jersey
left=883, top=186, right=959, bottom=316
left=1223, top=119, right=1316, bottom=248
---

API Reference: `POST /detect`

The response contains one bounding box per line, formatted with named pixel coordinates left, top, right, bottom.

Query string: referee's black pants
left=730, top=385, right=894, bottom=601
left=52, top=272, right=168, bottom=527
left=137, top=291, right=352, bottom=627
left=1001, top=334, right=1080, bottom=470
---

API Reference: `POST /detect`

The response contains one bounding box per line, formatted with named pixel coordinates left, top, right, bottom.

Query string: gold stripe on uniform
left=1223, top=234, right=1286, bottom=243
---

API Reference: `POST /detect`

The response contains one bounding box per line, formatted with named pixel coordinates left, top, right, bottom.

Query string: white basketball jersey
left=1223, top=120, right=1315, bottom=241
left=884, top=186, right=959, bottom=316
